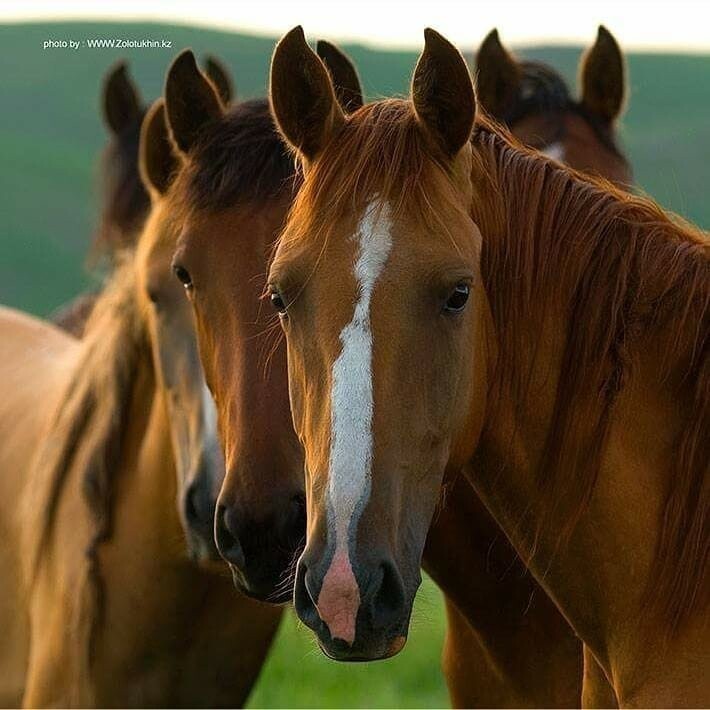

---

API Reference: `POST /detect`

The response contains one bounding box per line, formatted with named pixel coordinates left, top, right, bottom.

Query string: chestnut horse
left=442, top=24, right=630, bottom=707
left=165, top=39, right=631, bottom=706
left=0, top=98, right=279, bottom=706
left=475, top=25, right=631, bottom=187
left=52, top=57, right=234, bottom=337
left=267, top=26, right=709, bottom=706
left=164, top=51, right=306, bottom=603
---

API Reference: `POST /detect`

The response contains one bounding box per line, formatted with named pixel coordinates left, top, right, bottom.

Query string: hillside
left=1, top=21, right=708, bottom=315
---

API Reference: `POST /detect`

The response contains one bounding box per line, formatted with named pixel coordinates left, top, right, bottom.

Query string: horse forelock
left=282, top=99, right=474, bottom=261
left=503, top=60, right=570, bottom=126
left=170, top=98, right=298, bottom=224
left=502, top=59, right=627, bottom=165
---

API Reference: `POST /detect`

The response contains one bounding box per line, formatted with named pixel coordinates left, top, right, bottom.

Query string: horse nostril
left=215, top=504, right=246, bottom=570
left=294, top=559, right=321, bottom=629
left=370, top=560, right=406, bottom=630
left=184, top=483, right=205, bottom=528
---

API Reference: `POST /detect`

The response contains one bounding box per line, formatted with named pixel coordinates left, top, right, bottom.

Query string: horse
left=475, top=26, right=631, bottom=187
left=441, top=24, right=631, bottom=707
left=0, top=96, right=279, bottom=706
left=163, top=39, right=632, bottom=706
left=267, top=26, right=709, bottom=706
left=52, top=57, right=234, bottom=338
left=163, top=50, right=306, bottom=603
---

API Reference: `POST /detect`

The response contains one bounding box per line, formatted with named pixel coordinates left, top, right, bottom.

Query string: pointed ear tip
left=166, top=49, right=199, bottom=88
left=110, top=60, right=128, bottom=77
left=316, top=39, right=332, bottom=56
left=596, top=25, right=619, bottom=46
left=287, top=25, right=306, bottom=41
left=423, top=28, right=458, bottom=52
left=423, top=27, right=444, bottom=45
left=173, top=49, right=197, bottom=70
left=105, top=61, right=130, bottom=91
left=276, top=25, right=308, bottom=55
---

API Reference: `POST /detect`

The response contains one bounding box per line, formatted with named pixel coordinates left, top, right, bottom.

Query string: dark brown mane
left=498, top=59, right=626, bottom=163
left=172, top=98, right=298, bottom=215
left=292, top=98, right=708, bottom=632
left=499, top=60, right=570, bottom=125
left=93, top=114, right=151, bottom=261
left=27, top=256, right=146, bottom=668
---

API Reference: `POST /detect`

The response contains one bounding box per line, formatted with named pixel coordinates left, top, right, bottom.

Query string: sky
left=3, top=0, right=710, bottom=52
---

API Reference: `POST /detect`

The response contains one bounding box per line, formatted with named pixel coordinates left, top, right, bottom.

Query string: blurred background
left=1, top=1, right=708, bottom=706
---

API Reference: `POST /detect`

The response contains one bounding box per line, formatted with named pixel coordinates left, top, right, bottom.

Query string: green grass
left=1, top=20, right=709, bottom=708
left=247, top=576, right=448, bottom=709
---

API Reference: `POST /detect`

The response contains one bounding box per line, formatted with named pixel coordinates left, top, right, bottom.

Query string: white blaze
left=328, top=201, right=393, bottom=556
left=200, top=381, right=223, bottom=475
left=542, top=141, right=565, bottom=162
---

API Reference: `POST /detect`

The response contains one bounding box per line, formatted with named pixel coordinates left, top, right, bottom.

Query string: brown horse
left=165, top=39, right=636, bottom=707
left=164, top=51, right=306, bottom=603
left=267, top=26, right=709, bottom=706
left=0, top=98, right=279, bottom=706
left=476, top=26, right=631, bottom=187
left=439, top=25, right=631, bottom=708
left=52, top=57, right=234, bottom=337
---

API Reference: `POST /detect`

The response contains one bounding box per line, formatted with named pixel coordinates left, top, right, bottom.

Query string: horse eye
left=443, top=283, right=470, bottom=314
left=270, top=290, right=287, bottom=315
left=172, top=264, right=193, bottom=290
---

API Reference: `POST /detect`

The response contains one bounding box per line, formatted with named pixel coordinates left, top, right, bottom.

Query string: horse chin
left=229, top=565, right=295, bottom=605
left=318, top=633, right=408, bottom=663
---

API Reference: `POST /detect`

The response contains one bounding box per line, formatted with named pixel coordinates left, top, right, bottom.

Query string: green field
left=1, top=20, right=708, bottom=708
left=1, top=21, right=709, bottom=318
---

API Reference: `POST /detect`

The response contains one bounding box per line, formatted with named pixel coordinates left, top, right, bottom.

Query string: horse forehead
left=561, top=114, right=631, bottom=185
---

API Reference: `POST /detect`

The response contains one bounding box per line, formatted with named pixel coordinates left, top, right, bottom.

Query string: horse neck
left=466, top=133, right=708, bottom=676
left=102, top=339, right=189, bottom=569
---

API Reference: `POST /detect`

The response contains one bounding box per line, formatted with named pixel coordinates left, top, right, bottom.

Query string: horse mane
left=292, top=99, right=708, bottom=632
left=473, top=121, right=708, bottom=631
left=25, top=254, right=146, bottom=669
left=91, top=115, right=151, bottom=262
left=170, top=98, right=298, bottom=220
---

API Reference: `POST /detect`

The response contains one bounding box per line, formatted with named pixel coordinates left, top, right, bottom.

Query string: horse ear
left=103, top=61, right=143, bottom=134
left=475, top=28, right=521, bottom=119
left=270, top=26, right=345, bottom=162
left=579, top=25, right=626, bottom=122
left=316, top=40, right=364, bottom=114
left=412, top=28, right=476, bottom=157
left=203, top=54, right=235, bottom=105
left=139, top=100, right=179, bottom=197
left=164, top=49, right=224, bottom=155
